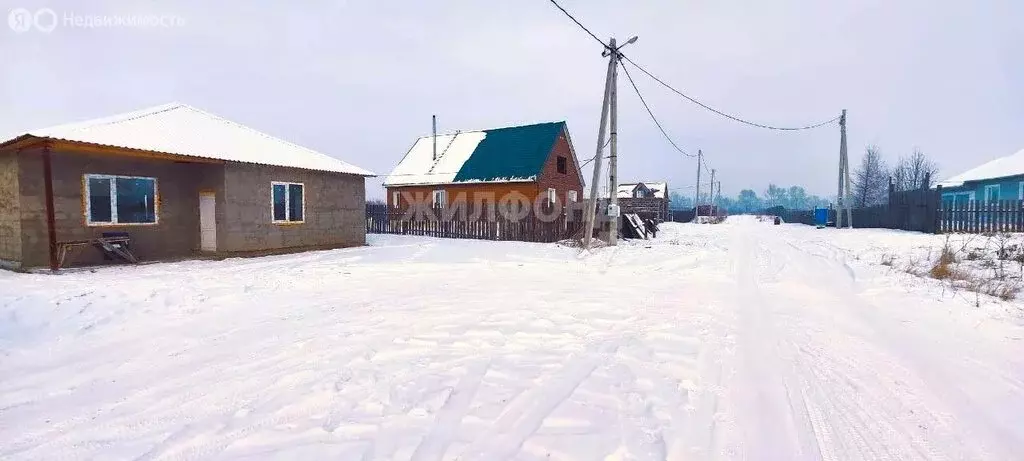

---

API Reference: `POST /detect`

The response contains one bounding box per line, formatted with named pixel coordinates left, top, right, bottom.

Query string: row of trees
left=669, top=185, right=831, bottom=214
left=663, top=146, right=942, bottom=213
left=853, top=147, right=939, bottom=207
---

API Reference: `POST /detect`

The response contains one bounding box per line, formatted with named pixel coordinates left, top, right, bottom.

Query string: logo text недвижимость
left=8, top=8, right=184, bottom=33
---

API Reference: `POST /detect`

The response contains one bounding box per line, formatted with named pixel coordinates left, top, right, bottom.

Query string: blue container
left=814, top=208, right=829, bottom=227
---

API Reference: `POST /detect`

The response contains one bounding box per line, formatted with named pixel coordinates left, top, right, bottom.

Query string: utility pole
left=715, top=181, right=722, bottom=214
left=836, top=109, right=852, bottom=228
left=709, top=168, right=716, bottom=217
left=582, top=36, right=637, bottom=249
left=693, top=149, right=702, bottom=222
left=607, top=42, right=620, bottom=245
left=583, top=38, right=617, bottom=249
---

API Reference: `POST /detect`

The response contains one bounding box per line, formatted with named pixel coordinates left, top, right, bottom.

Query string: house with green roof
left=383, top=121, right=584, bottom=210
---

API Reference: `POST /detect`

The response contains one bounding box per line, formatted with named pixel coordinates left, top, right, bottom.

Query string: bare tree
left=853, top=145, right=889, bottom=207
left=891, top=148, right=940, bottom=191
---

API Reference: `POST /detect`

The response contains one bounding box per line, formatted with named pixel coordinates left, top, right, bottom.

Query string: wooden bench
left=56, top=236, right=138, bottom=269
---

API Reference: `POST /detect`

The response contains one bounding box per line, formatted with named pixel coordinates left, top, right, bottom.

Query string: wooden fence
left=667, top=206, right=727, bottom=223
left=668, top=210, right=695, bottom=223
left=365, top=204, right=585, bottom=243
left=773, top=184, right=1024, bottom=234
left=938, top=200, right=1024, bottom=233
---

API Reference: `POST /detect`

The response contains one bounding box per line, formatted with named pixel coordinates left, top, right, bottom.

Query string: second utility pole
left=693, top=149, right=702, bottom=222
left=607, top=41, right=620, bottom=245
left=835, top=109, right=852, bottom=228
left=709, top=168, right=716, bottom=217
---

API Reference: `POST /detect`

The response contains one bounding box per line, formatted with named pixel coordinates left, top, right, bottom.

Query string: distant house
left=609, top=181, right=670, bottom=222
left=383, top=121, right=583, bottom=209
left=938, top=147, right=1024, bottom=204
left=0, top=103, right=374, bottom=270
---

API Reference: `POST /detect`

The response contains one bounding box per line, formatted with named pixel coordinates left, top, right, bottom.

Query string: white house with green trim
left=938, top=148, right=1024, bottom=204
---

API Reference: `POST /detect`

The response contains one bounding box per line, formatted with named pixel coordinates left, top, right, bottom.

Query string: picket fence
left=938, top=200, right=1024, bottom=233
left=365, top=204, right=585, bottom=243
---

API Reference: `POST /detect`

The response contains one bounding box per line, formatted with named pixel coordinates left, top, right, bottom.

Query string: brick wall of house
left=219, top=163, right=366, bottom=253
left=0, top=151, right=21, bottom=265
left=16, top=147, right=222, bottom=268
left=536, top=130, right=584, bottom=207
left=617, top=197, right=669, bottom=221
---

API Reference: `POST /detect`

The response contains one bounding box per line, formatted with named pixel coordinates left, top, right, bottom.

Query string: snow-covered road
left=1, top=217, right=1022, bottom=460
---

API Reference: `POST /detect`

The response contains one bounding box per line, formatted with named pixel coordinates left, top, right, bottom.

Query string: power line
left=547, top=0, right=608, bottom=48
left=547, top=0, right=840, bottom=132
left=621, top=55, right=840, bottom=131
left=579, top=153, right=610, bottom=169
left=701, top=155, right=712, bottom=174
left=620, top=62, right=695, bottom=158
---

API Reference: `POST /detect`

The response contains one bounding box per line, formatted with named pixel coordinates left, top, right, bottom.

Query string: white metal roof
left=938, top=148, right=1024, bottom=188
left=2, top=103, right=374, bottom=176
left=606, top=182, right=669, bottom=199
left=383, top=131, right=488, bottom=186
left=644, top=182, right=668, bottom=199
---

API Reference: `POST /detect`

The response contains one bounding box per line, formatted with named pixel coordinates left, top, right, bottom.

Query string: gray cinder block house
left=0, top=103, right=374, bottom=270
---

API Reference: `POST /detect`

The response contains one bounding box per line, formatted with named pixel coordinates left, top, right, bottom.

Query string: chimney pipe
left=432, top=115, right=437, bottom=161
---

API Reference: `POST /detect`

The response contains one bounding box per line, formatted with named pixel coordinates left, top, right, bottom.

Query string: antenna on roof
left=432, top=115, right=438, bottom=161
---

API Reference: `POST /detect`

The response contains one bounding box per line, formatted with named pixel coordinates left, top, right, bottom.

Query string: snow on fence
left=365, top=204, right=585, bottom=243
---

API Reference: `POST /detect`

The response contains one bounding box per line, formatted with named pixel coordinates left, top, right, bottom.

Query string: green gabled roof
left=452, top=121, right=565, bottom=182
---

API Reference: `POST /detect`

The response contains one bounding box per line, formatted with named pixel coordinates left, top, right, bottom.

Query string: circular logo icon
left=33, top=8, right=57, bottom=33
left=8, top=8, right=32, bottom=33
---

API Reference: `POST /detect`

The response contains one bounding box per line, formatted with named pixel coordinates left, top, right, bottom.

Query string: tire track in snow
left=409, top=359, right=491, bottom=461
left=607, top=362, right=667, bottom=461
left=676, top=327, right=729, bottom=460
left=731, top=233, right=827, bottom=460
left=768, top=229, right=1000, bottom=460
left=459, top=343, right=616, bottom=460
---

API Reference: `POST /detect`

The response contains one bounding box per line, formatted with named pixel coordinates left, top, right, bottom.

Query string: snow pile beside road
left=780, top=223, right=1024, bottom=319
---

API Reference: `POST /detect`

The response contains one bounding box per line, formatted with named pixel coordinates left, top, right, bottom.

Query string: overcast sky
left=2, top=0, right=1021, bottom=199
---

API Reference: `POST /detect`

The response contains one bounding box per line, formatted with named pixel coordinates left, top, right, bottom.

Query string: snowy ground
left=1, top=216, right=1022, bottom=460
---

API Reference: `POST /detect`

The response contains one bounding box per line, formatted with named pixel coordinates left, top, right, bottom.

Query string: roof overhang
left=1, top=135, right=226, bottom=164
left=0, top=134, right=47, bottom=152
left=0, top=134, right=384, bottom=175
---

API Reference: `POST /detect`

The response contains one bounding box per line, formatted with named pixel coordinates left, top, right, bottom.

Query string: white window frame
left=271, top=181, right=305, bottom=223
left=547, top=188, right=556, bottom=204
left=432, top=189, right=446, bottom=206
left=983, top=184, right=1000, bottom=204
left=568, top=190, right=578, bottom=202
left=83, top=174, right=159, bottom=226
left=392, top=191, right=400, bottom=207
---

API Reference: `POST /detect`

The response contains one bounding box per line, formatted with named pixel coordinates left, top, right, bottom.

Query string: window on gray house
left=88, top=177, right=113, bottom=223
left=272, top=182, right=305, bottom=222
left=116, top=177, right=157, bottom=223
left=84, top=174, right=157, bottom=225
left=289, top=184, right=304, bottom=221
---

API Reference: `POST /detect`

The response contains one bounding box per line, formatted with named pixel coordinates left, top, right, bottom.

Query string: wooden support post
left=42, top=145, right=59, bottom=271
